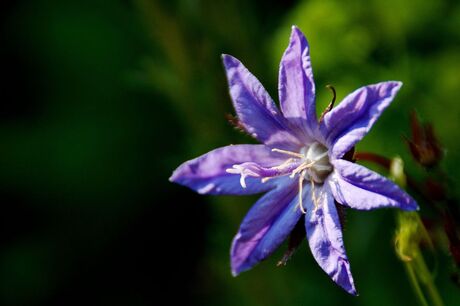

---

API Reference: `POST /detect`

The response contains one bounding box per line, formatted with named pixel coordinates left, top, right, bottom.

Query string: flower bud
left=406, top=111, right=443, bottom=168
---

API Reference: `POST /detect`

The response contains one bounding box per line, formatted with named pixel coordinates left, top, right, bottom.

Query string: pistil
left=227, top=142, right=332, bottom=213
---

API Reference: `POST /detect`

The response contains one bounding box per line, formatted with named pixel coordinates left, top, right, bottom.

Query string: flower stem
left=413, top=247, right=444, bottom=306
left=404, top=258, right=429, bottom=306
left=397, top=212, right=444, bottom=306
left=390, top=157, right=444, bottom=306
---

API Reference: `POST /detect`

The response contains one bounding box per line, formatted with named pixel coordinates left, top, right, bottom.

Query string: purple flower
left=169, top=26, right=418, bottom=295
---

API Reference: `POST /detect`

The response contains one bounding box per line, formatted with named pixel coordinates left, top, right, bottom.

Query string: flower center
left=226, top=142, right=332, bottom=213
left=297, top=142, right=332, bottom=184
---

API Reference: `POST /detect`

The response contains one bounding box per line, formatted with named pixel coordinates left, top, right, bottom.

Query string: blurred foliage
left=1, top=0, right=460, bottom=305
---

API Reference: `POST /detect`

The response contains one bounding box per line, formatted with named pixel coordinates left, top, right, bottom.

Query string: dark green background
left=1, top=0, right=459, bottom=305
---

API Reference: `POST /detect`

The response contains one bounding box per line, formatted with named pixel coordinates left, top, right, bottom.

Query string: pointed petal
left=279, top=26, right=317, bottom=140
left=170, top=145, right=284, bottom=195
left=231, top=178, right=304, bottom=275
left=222, top=54, right=301, bottom=149
left=328, top=159, right=419, bottom=210
left=305, top=185, right=357, bottom=295
left=320, top=82, right=402, bottom=159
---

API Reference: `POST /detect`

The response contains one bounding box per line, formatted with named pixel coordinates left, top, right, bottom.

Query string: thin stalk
left=404, top=260, right=429, bottom=306
left=412, top=241, right=444, bottom=306
left=390, top=157, right=444, bottom=306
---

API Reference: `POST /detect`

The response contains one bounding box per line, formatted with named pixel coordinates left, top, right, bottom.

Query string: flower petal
left=231, top=177, right=304, bottom=275
left=279, top=26, right=317, bottom=140
left=320, top=82, right=402, bottom=159
left=328, top=159, right=419, bottom=210
left=222, top=54, right=301, bottom=149
left=170, top=145, right=284, bottom=195
left=305, top=185, right=357, bottom=295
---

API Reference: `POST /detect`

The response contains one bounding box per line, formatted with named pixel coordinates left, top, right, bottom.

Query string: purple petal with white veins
left=320, top=82, right=402, bottom=159
left=328, top=159, right=419, bottom=210
left=279, top=26, right=317, bottom=141
left=170, top=145, right=284, bottom=195
left=231, top=177, right=305, bottom=275
left=305, top=185, right=357, bottom=295
left=222, top=54, right=302, bottom=150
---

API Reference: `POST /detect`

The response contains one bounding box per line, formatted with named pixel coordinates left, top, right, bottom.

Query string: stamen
left=290, top=161, right=316, bottom=178
left=274, top=158, right=296, bottom=169
left=261, top=177, right=271, bottom=183
left=298, top=170, right=307, bottom=214
left=310, top=178, right=318, bottom=212
left=271, top=148, right=304, bottom=159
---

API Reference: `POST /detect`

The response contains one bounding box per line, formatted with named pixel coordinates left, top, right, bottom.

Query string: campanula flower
left=170, top=26, right=418, bottom=295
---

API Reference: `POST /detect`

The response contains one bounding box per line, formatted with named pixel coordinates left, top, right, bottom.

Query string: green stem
left=390, top=157, right=444, bottom=306
left=412, top=247, right=444, bottom=306
left=405, top=260, right=429, bottom=306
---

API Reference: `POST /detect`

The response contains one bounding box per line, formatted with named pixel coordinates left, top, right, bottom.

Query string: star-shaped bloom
left=170, top=26, right=418, bottom=295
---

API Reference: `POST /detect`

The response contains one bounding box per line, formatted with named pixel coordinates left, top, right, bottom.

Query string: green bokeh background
left=1, top=0, right=460, bottom=305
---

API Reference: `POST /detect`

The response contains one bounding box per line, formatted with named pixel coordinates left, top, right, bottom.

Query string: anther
left=310, top=178, right=319, bottom=212
left=274, top=158, right=296, bottom=169
left=271, top=148, right=304, bottom=159
left=290, top=161, right=316, bottom=178
left=298, top=170, right=307, bottom=214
